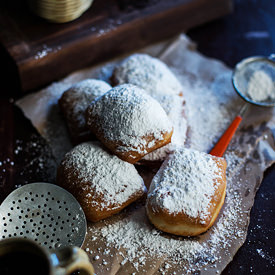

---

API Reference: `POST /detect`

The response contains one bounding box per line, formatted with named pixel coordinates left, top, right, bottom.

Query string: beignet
left=146, top=148, right=226, bottom=236
left=111, top=53, right=183, bottom=97
left=59, top=79, right=112, bottom=144
left=112, top=54, right=188, bottom=163
left=57, top=141, right=146, bottom=222
left=86, top=84, right=173, bottom=164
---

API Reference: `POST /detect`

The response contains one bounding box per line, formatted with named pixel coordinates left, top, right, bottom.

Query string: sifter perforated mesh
left=0, top=183, right=87, bottom=250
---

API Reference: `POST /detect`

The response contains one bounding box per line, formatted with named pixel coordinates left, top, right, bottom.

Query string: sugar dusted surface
left=147, top=148, right=222, bottom=219
left=16, top=35, right=275, bottom=275
left=86, top=84, right=173, bottom=154
left=83, top=38, right=264, bottom=274
left=61, top=142, right=145, bottom=209
left=89, top=168, right=245, bottom=274
left=113, top=53, right=183, bottom=97
left=177, top=71, right=242, bottom=152
left=100, top=208, right=204, bottom=264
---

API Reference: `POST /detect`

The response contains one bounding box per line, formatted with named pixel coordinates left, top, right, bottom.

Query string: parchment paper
left=16, top=35, right=275, bottom=274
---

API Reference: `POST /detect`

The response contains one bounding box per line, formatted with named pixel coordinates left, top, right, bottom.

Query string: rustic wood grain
left=0, top=0, right=232, bottom=92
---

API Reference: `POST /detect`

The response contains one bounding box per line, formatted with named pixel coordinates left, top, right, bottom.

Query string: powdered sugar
left=86, top=84, right=173, bottom=154
left=100, top=207, right=204, bottom=264
left=112, top=53, right=188, bottom=162
left=224, top=151, right=245, bottom=177
left=147, top=148, right=222, bottom=219
left=247, top=70, right=275, bottom=102
left=175, top=71, right=242, bottom=152
left=60, top=142, right=145, bottom=209
left=89, top=172, right=245, bottom=273
left=113, top=54, right=183, bottom=97
left=232, top=58, right=275, bottom=106
left=15, top=35, right=275, bottom=275
left=142, top=94, right=187, bottom=161
left=34, top=44, right=61, bottom=60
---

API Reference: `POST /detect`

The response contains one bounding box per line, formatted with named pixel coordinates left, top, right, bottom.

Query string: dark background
left=188, top=1, right=275, bottom=274
left=0, top=0, right=274, bottom=274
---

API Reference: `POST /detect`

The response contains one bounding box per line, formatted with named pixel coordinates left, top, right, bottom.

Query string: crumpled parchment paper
left=16, top=35, right=275, bottom=274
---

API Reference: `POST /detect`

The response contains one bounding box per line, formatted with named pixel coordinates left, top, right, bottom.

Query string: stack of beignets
left=111, top=53, right=188, bottom=163
left=146, top=148, right=227, bottom=236
left=57, top=54, right=226, bottom=234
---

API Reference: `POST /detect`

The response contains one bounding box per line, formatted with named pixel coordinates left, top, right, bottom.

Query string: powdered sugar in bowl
left=232, top=55, right=275, bottom=107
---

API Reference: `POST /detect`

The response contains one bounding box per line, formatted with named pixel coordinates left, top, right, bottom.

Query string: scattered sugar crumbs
left=88, top=166, right=246, bottom=274
left=83, top=70, right=250, bottom=273
left=0, top=135, right=56, bottom=189
left=85, top=103, right=249, bottom=274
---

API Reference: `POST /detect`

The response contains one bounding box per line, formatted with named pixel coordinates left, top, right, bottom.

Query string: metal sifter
left=0, top=183, right=87, bottom=250
left=210, top=55, right=275, bottom=157
left=232, top=55, right=275, bottom=107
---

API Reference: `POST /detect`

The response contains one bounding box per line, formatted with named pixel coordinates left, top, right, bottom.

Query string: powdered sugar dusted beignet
left=111, top=54, right=183, bottom=97
left=146, top=148, right=227, bottom=236
left=112, top=54, right=187, bottom=163
left=59, top=79, right=112, bottom=144
left=86, top=84, right=173, bottom=164
left=57, top=142, right=146, bottom=222
left=141, top=94, right=188, bottom=162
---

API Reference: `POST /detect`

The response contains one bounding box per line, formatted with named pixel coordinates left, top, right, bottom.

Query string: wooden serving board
left=0, top=0, right=232, bottom=92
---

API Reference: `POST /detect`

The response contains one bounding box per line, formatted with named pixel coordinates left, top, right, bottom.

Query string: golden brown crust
left=146, top=187, right=226, bottom=236
left=146, top=157, right=227, bottom=236
left=86, top=125, right=174, bottom=164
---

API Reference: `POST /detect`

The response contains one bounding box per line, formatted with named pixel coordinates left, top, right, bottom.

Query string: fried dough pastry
left=86, top=84, right=173, bottom=164
left=59, top=79, right=111, bottom=144
left=146, top=148, right=226, bottom=236
left=57, top=142, right=146, bottom=222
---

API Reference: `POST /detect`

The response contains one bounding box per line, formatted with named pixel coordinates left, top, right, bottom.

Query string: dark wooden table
left=0, top=0, right=232, bottom=92
left=0, top=0, right=274, bottom=274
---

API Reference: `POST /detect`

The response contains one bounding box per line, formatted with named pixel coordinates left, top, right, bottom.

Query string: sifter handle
left=210, top=115, right=243, bottom=157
